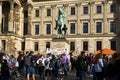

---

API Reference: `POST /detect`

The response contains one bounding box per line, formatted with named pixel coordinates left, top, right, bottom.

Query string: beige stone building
left=0, top=0, right=120, bottom=55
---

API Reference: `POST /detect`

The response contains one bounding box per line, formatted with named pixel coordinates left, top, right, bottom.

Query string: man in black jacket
left=0, top=55, right=10, bottom=80
left=76, top=51, right=87, bottom=80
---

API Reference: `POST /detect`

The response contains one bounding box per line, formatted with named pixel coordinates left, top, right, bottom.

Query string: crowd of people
left=72, top=51, right=120, bottom=80
left=0, top=50, right=120, bottom=80
left=0, top=51, right=70, bottom=80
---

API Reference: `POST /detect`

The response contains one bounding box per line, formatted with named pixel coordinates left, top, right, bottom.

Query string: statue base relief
left=51, top=37, right=69, bottom=54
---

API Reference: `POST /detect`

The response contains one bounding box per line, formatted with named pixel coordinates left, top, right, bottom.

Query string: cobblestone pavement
left=11, top=71, right=93, bottom=80
left=62, top=71, right=93, bottom=80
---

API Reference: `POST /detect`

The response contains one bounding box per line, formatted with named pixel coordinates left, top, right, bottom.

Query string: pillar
left=28, top=4, right=33, bottom=35
left=76, top=3, right=81, bottom=34
left=90, top=2, right=94, bottom=34
left=0, top=2, right=2, bottom=34
left=103, top=1, right=108, bottom=34
left=8, top=1, right=14, bottom=33
left=40, top=6, right=44, bottom=35
left=52, top=5, right=57, bottom=35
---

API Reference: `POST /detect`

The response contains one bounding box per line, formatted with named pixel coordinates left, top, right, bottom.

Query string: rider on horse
left=54, top=7, right=67, bottom=38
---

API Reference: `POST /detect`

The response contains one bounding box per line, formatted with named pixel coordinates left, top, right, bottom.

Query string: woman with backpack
left=44, top=54, right=52, bottom=80
left=93, top=53, right=104, bottom=80
left=54, top=55, right=61, bottom=80
left=36, top=54, right=45, bottom=79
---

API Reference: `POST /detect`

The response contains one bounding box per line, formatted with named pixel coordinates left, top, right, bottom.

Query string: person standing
left=17, top=51, right=25, bottom=75
left=36, top=54, right=45, bottom=79
left=0, top=54, right=10, bottom=80
left=54, top=55, right=61, bottom=79
left=94, top=53, right=104, bottom=80
left=25, top=51, right=36, bottom=80
left=70, top=52, right=75, bottom=71
left=77, top=51, right=87, bottom=80
left=44, top=54, right=51, bottom=80
left=61, top=53, right=68, bottom=75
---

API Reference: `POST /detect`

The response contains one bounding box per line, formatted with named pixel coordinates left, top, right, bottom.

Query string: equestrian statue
left=54, top=7, right=67, bottom=38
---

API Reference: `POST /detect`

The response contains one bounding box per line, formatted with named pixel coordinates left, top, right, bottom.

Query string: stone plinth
left=52, top=37, right=69, bottom=54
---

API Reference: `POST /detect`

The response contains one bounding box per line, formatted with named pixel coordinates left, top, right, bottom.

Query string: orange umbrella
left=95, top=48, right=116, bottom=55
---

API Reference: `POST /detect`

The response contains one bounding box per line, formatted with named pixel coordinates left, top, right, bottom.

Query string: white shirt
left=94, top=58, right=104, bottom=72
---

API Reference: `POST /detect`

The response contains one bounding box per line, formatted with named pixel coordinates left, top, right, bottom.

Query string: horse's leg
left=57, top=25, right=62, bottom=38
left=64, top=30, right=66, bottom=36
left=61, top=23, right=64, bottom=36
left=64, top=24, right=67, bottom=36
left=57, top=26, right=60, bottom=38
left=60, top=26, right=62, bottom=38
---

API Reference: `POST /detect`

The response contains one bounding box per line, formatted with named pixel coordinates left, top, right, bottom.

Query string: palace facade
left=0, top=0, right=120, bottom=55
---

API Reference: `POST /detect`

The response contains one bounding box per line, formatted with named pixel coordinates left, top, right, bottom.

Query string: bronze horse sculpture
left=54, top=7, right=67, bottom=38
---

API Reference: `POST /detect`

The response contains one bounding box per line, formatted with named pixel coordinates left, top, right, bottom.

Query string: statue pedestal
left=51, top=37, right=69, bottom=54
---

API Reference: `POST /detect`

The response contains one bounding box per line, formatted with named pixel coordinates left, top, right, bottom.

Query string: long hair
left=93, top=53, right=102, bottom=64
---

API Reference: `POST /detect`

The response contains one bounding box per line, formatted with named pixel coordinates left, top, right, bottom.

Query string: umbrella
left=95, top=48, right=116, bottom=55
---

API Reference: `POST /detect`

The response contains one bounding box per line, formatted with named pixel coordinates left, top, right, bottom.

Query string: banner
left=46, top=48, right=68, bottom=54
left=46, top=48, right=52, bottom=54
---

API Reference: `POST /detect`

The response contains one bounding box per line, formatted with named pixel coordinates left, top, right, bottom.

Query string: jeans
left=79, top=70, right=86, bottom=80
left=38, top=66, right=44, bottom=78
left=27, top=66, right=35, bottom=74
left=63, top=63, right=67, bottom=74
left=92, top=66, right=98, bottom=80
left=55, top=68, right=59, bottom=78
left=1, top=76, right=10, bottom=80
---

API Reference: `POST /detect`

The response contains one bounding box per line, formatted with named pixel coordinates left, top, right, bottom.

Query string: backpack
left=49, top=59, right=55, bottom=69
left=102, top=59, right=108, bottom=76
left=55, top=59, right=61, bottom=68
left=75, top=58, right=81, bottom=70
left=38, top=60, right=44, bottom=67
left=44, top=59, right=49, bottom=66
left=94, top=59, right=104, bottom=72
left=66, top=57, right=69, bottom=64
left=25, top=55, right=32, bottom=66
left=79, top=56, right=87, bottom=71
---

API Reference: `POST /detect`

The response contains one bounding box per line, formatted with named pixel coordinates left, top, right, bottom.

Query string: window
left=110, top=41, right=116, bottom=50
left=35, top=24, right=39, bottom=35
left=96, top=22, right=102, bottom=33
left=46, top=42, right=50, bottom=49
left=96, top=6, right=102, bottom=13
left=110, top=4, right=115, bottom=13
left=96, top=41, right=102, bottom=50
left=24, top=23, right=28, bottom=35
left=110, top=21, right=116, bottom=33
left=2, top=40, right=6, bottom=51
left=47, top=9, right=51, bottom=16
left=83, top=41, right=88, bottom=51
left=83, top=22, right=88, bottom=33
left=21, top=42, right=25, bottom=51
left=24, top=11, right=28, bottom=18
left=83, top=6, right=88, bottom=14
left=2, top=18, right=8, bottom=34
left=70, top=41, right=75, bottom=51
left=71, top=7, right=75, bottom=15
left=1, top=19, right=3, bottom=33
left=70, top=23, right=75, bottom=34
left=46, top=24, right=51, bottom=34
left=34, top=42, right=38, bottom=51
left=35, top=10, right=39, bottom=17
